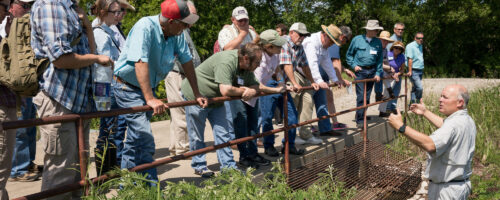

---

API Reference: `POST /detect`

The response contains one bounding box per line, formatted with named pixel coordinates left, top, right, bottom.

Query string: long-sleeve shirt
left=302, top=32, right=338, bottom=83
left=346, top=34, right=384, bottom=77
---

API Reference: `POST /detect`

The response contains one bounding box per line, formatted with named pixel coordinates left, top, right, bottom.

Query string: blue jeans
left=10, top=98, right=37, bottom=177
left=97, top=83, right=126, bottom=166
left=355, top=68, right=376, bottom=123
left=374, top=80, right=383, bottom=95
left=386, top=79, right=402, bottom=111
left=410, top=69, right=424, bottom=104
left=185, top=104, right=237, bottom=171
left=229, top=100, right=259, bottom=159
left=260, top=80, right=298, bottom=149
left=112, top=79, right=157, bottom=182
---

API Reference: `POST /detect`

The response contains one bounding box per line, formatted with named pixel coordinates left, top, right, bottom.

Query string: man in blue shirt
left=386, top=22, right=404, bottom=51
left=113, top=0, right=206, bottom=183
left=406, top=32, right=425, bottom=104
left=345, top=20, right=383, bottom=127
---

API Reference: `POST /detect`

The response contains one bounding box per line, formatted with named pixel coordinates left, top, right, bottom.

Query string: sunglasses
left=298, top=33, right=309, bottom=37
left=395, top=28, right=404, bottom=31
left=416, top=37, right=424, bottom=40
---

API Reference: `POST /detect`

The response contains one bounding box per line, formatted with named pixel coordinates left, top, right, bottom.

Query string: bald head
left=439, top=84, right=469, bottom=116
left=448, top=84, right=469, bottom=108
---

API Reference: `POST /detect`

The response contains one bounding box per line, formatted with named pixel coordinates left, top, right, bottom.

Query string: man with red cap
left=113, top=0, right=206, bottom=183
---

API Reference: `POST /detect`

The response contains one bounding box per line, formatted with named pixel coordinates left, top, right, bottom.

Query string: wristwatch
left=398, top=124, right=406, bottom=133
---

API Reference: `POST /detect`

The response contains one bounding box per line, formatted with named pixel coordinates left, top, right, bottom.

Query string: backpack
left=0, top=13, right=50, bottom=97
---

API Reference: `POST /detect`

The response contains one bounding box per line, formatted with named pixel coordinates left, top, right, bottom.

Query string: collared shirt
left=92, top=18, right=125, bottom=50
left=387, top=51, right=405, bottom=73
left=93, top=23, right=120, bottom=61
left=302, top=32, right=338, bottom=83
left=114, top=15, right=192, bottom=88
left=217, top=24, right=257, bottom=50
left=346, top=34, right=384, bottom=77
left=31, top=0, right=93, bottom=113
left=386, top=33, right=402, bottom=52
left=279, top=35, right=308, bottom=76
left=328, top=44, right=340, bottom=60
left=405, top=41, right=424, bottom=70
left=0, top=84, right=16, bottom=107
left=426, top=109, right=476, bottom=183
left=172, top=29, right=201, bottom=73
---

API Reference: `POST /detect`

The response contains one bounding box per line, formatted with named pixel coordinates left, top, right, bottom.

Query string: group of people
left=0, top=0, right=476, bottom=200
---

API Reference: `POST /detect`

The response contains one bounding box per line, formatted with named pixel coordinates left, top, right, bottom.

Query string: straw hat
left=378, top=31, right=394, bottom=42
left=321, top=24, right=342, bottom=46
left=390, top=41, right=405, bottom=51
left=363, top=20, right=383, bottom=30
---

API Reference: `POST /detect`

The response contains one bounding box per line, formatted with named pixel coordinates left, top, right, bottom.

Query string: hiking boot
left=239, top=157, right=259, bottom=169
left=8, top=172, right=40, bottom=182
left=281, top=146, right=305, bottom=155
left=264, top=146, right=279, bottom=157
left=194, top=167, right=215, bottom=178
left=250, top=154, right=271, bottom=166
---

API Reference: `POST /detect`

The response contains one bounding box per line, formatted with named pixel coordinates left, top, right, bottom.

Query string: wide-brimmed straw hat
left=321, top=24, right=341, bottom=46
left=378, top=31, right=394, bottom=42
left=390, top=41, right=405, bottom=51
left=363, top=20, right=383, bottom=30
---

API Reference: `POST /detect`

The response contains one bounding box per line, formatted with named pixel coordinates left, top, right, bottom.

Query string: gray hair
left=394, top=22, right=405, bottom=28
left=457, top=87, right=470, bottom=108
left=339, top=26, right=352, bottom=38
left=160, top=15, right=169, bottom=23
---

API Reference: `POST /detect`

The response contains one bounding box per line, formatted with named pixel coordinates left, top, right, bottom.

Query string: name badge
left=237, top=77, right=244, bottom=85
left=388, top=56, right=394, bottom=60
left=370, top=49, right=377, bottom=55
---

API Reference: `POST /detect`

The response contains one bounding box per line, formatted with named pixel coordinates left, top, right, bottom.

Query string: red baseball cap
left=161, top=0, right=199, bottom=25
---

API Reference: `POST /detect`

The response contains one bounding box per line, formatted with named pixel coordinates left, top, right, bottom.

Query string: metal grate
left=288, top=140, right=422, bottom=200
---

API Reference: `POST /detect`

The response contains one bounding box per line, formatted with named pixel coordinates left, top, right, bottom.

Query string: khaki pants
left=290, top=71, right=315, bottom=140
left=165, top=71, right=189, bottom=155
left=33, top=91, right=90, bottom=200
left=0, top=105, right=16, bottom=200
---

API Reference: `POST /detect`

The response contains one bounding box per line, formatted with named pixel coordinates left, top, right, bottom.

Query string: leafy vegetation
left=388, top=84, right=500, bottom=199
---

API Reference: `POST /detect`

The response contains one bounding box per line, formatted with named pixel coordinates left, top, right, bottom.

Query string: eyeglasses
left=108, top=8, right=125, bottom=16
left=298, top=33, right=309, bottom=38
left=395, top=28, right=404, bottom=31
left=416, top=37, right=424, bottom=40
left=15, top=1, right=31, bottom=10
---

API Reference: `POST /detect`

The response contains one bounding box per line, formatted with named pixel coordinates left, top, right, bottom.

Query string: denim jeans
left=355, top=68, right=376, bottom=123
left=97, top=83, right=126, bottom=166
left=10, top=98, right=37, bottom=177
left=374, top=80, right=383, bottom=95
left=378, top=78, right=402, bottom=112
left=112, top=79, right=157, bottom=182
left=386, top=79, right=401, bottom=111
left=410, top=69, right=424, bottom=104
left=260, top=80, right=298, bottom=149
left=185, top=104, right=237, bottom=171
left=229, top=100, right=259, bottom=159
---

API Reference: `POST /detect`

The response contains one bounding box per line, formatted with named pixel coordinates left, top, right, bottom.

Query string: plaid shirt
left=0, top=84, right=16, bottom=107
left=31, top=0, right=93, bottom=113
left=279, top=35, right=309, bottom=75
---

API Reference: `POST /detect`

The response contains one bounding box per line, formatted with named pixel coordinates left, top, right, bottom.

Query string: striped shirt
left=31, top=0, right=93, bottom=113
left=279, top=35, right=308, bottom=76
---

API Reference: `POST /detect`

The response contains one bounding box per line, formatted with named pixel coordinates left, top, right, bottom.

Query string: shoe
left=239, top=157, right=259, bottom=169
left=304, top=136, right=323, bottom=145
left=250, top=154, right=271, bottom=166
left=310, top=126, right=319, bottom=133
left=319, top=130, right=343, bottom=137
left=29, top=163, right=43, bottom=174
left=375, top=93, right=383, bottom=101
left=8, top=172, right=40, bottom=182
left=194, top=167, right=215, bottom=178
left=265, top=146, right=280, bottom=157
left=282, top=146, right=305, bottom=155
left=256, top=140, right=264, bottom=147
left=379, top=112, right=391, bottom=118
left=294, top=137, right=306, bottom=145
left=332, top=122, right=347, bottom=131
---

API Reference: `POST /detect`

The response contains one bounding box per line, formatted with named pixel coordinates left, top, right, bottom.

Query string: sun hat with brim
left=390, top=41, right=405, bottom=51
left=363, top=20, right=383, bottom=30
left=161, top=0, right=199, bottom=25
left=118, top=0, right=135, bottom=11
left=260, top=29, right=286, bottom=47
left=289, top=22, right=310, bottom=36
left=321, top=24, right=342, bottom=46
left=378, top=31, right=394, bottom=42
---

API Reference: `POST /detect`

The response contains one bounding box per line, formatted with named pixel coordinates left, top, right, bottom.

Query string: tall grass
left=388, top=84, right=500, bottom=199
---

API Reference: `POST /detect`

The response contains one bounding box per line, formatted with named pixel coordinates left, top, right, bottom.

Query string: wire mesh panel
left=288, top=140, right=422, bottom=200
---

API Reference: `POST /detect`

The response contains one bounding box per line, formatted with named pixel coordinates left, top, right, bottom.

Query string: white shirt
left=426, top=109, right=476, bottom=183
left=217, top=24, right=257, bottom=50
left=254, top=52, right=279, bottom=85
left=0, top=16, right=9, bottom=38
left=301, top=32, right=338, bottom=83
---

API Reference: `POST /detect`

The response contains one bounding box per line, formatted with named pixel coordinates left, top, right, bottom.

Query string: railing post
left=363, top=81, right=367, bottom=147
left=404, top=75, right=408, bottom=124
left=76, top=117, right=88, bottom=191
left=283, top=85, right=290, bottom=176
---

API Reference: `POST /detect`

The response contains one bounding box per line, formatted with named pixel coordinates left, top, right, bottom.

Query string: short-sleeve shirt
left=328, top=44, right=340, bottom=60
left=405, top=41, right=424, bottom=70
left=217, top=24, right=257, bottom=50
left=180, top=50, right=259, bottom=107
left=114, top=15, right=192, bottom=88
left=93, top=24, right=120, bottom=61
left=31, top=0, right=93, bottom=113
left=387, top=51, right=405, bottom=73
left=426, top=109, right=476, bottom=183
left=279, top=35, right=308, bottom=75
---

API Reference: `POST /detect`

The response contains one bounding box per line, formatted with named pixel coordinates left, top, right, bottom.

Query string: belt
left=429, top=178, right=469, bottom=183
left=113, top=76, right=140, bottom=90
left=170, top=69, right=184, bottom=75
left=360, top=65, right=375, bottom=69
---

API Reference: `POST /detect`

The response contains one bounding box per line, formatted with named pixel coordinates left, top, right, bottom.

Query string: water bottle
left=93, top=64, right=113, bottom=111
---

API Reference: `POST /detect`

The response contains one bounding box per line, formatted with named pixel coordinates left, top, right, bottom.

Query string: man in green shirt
left=181, top=43, right=262, bottom=177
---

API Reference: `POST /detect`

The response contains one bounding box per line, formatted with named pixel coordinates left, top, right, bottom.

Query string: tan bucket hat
left=363, top=20, right=383, bottom=30
left=378, top=31, right=394, bottom=42
left=321, top=24, right=342, bottom=46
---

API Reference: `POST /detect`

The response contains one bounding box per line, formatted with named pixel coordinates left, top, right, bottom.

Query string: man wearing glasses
left=406, top=32, right=425, bottom=104
left=386, top=22, right=405, bottom=51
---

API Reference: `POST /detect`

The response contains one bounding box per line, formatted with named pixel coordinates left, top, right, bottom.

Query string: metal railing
left=2, top=75, right=409, bottom=200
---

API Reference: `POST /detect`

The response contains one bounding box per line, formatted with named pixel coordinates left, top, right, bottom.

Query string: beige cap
left=259, top=29, right=286, bottom=47
left=289, top=22, right=310, bottom=35
left=232, top=6, right=249, bottom=20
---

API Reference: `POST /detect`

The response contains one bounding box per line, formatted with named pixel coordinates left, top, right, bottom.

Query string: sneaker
left=250, top=154, right=271, bottom=166
left=194, top=167, right=215, bottom=178
left=264, top=146, right=279, bottom=157
left=332, top=122, right=347, bottom=131
left=239, top=157, right=259, bottom=169
left=281, top=146, right=305, bottom=155
left=294, top=137, right=306, bottom=145
left=8, top=172, right=40, bottom=182
left=305, top=136, right=323, bottom=145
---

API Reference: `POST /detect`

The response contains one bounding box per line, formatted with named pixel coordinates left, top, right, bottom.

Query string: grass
left=387, top=84, right=500, bottom=199
left=83, top=161, right=357, bottom=200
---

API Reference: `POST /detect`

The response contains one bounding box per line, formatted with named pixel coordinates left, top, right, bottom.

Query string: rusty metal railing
left=2, top=75, right=411, bottom=200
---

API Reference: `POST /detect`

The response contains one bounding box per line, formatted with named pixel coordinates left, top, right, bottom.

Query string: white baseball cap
left=289, top=22, right=310, bottom=36
left=232, top=6, right=249, bottom=20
